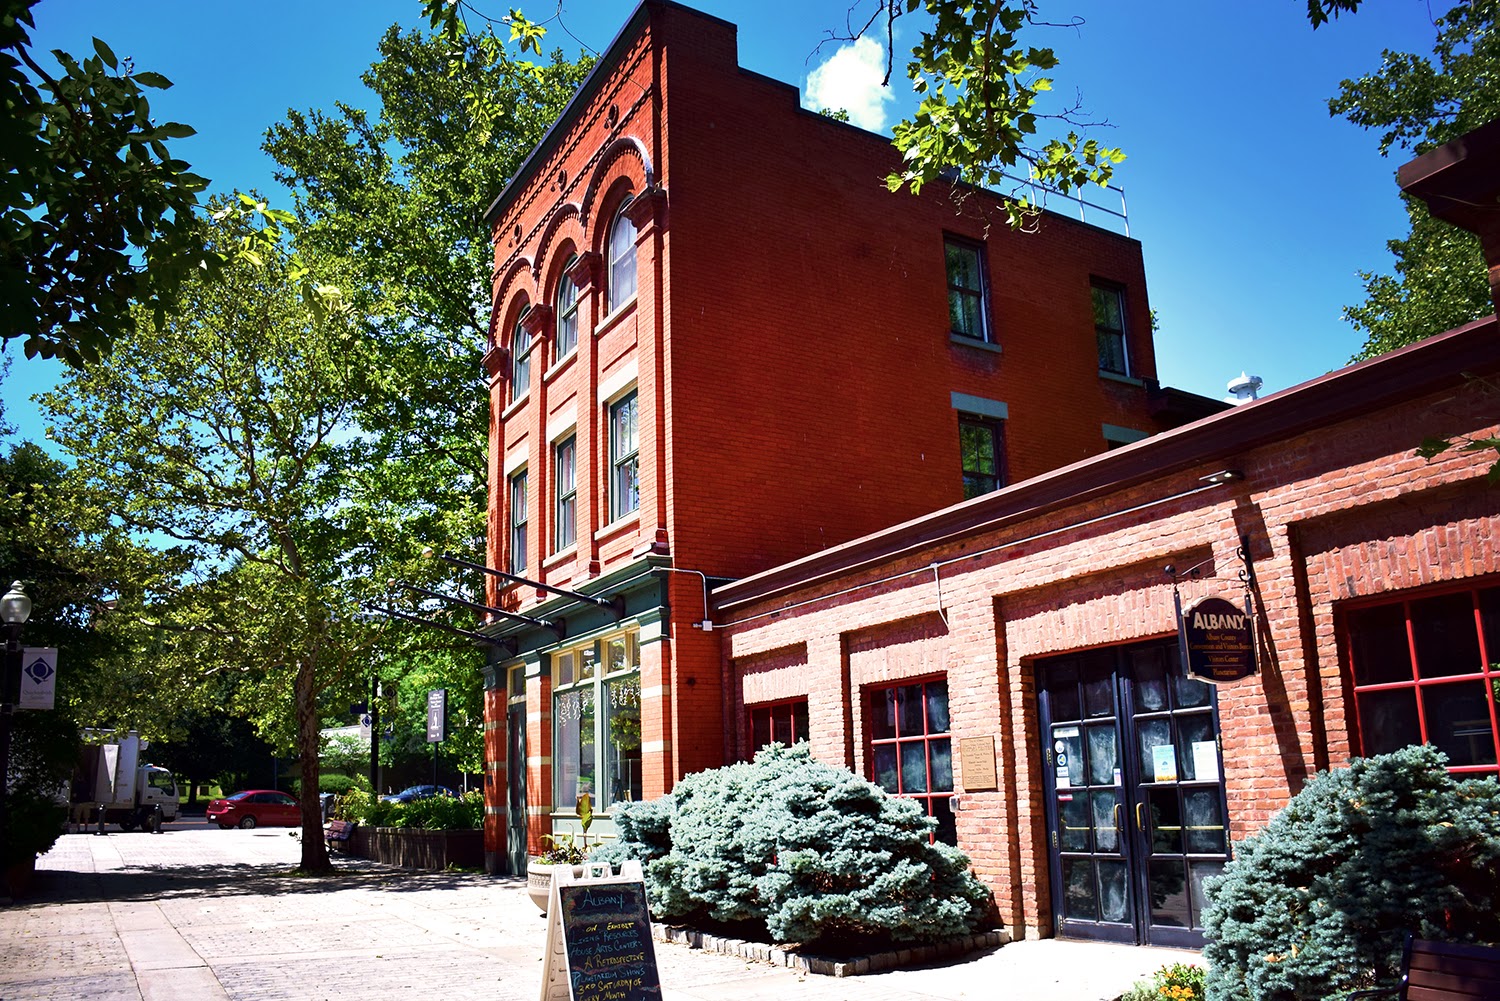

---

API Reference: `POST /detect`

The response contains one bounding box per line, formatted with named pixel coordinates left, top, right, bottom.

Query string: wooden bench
left=1348, top=936, right=1500, bottom=1000
left=323, top=819, right=356, bottom=851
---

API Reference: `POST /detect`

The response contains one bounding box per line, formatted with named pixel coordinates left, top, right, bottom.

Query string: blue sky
left=6, top=0, right=1445, bottom=448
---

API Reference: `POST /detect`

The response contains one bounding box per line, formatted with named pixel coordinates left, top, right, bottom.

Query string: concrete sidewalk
left=0, top=829, right=1196, bottom=1001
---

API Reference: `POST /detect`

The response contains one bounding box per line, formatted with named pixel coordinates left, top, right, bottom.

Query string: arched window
left=511, top=307, right=532, bottom=401
left=556, top=257, right=579, bottom=359
left=607, top=200, right=637, bottom=314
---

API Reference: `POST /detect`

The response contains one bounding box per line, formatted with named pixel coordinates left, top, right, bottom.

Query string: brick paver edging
left=650, top=923, right=1012, bottom=977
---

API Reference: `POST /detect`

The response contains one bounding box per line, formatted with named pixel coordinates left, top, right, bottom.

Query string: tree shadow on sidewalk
left=22, top=855, right=525, bottom=907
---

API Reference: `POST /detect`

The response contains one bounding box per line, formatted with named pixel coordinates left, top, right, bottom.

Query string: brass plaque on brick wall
left=959, top=736, right=997, bottom=792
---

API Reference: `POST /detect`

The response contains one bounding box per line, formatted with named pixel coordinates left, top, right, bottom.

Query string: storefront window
left=553, top=628, right=642, bottom=810
left=1344, top=583, right=1500, bottom=778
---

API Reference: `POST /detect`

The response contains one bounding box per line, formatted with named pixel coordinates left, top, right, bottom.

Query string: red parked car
left=206, top=790, right=301, bottom=829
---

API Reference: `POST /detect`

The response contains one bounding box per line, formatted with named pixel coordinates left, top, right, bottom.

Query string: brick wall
left=719, top=327, right=1500, bottom=938
left=484, top=1, right=1176, bottom=606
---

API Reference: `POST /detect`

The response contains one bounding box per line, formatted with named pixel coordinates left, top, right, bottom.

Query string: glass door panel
left=1039, top=638, right=1230, bottom=949
left=1041, top=653, right=1134, bottom=942
left=507, top=700, right=528, bottom=875
left=1126, top=642, right=1229, bottom=949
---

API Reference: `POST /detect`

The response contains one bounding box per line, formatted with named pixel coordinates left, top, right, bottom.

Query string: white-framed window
left=509, top=470, right=528, bottom=573
left=511, top=307, right=533, bottom=400
left=607, top=201, right=637, bottom=314
left=1093, top=283, right=1129, bottom=376
left=609, top=390, right=639, bottom=521
left=554, top=435, right=576, bottom=552
left=945, top=238, right=989, bottom=342
left=553, top=628, right=643, bottom=811
left=556, top=257, right=579, bottom=359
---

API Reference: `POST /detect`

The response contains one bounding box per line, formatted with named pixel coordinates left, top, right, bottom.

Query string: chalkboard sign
left=540, top=861, right=662, bottom=1001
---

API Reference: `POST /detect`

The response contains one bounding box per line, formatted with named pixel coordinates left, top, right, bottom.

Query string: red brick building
left=712, top=120, right=1500, bottom=948
left=476, top=1, right=1213, bottom=877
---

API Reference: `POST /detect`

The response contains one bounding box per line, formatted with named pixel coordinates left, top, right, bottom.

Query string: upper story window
left=959, top=414, right=1006, bottom=499
left=511, top=308, right=532, bottom=401
left=1343, top=583, right=1500, bottom=779
left=508, top=470, right=528, bottom=573
left=945, top=238, right=989, bottom=342
left=609, top=390, right=639, bottom=521
left=867, top=676, right=955, bottom=844
left=1093, top=283, right=1129, bottom=376
left=607, top=201, right=637, bottom=314
left=554, top=435, right=576, bottom=552
left=556, top=258, right=579, bottom=360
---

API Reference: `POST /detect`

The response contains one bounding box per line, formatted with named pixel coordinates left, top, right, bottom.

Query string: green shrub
left=401, top=791, right=482, bottom=830
left=3, top=710, right=79, bottom=867
left=319, top=773, right=358, bottom=794
left=1202, top=745, right=1500, bottom=1001
left=592, top=743, right=991, bottom=953
left=332, top=788, right=481, bottom=830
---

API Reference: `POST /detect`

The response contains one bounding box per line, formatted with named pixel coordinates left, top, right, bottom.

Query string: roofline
left=713, top=314, right=1500, bottom=611
left=481, top=1, right=738, bottom=228
left=480, top=1, right=1140, bottom=246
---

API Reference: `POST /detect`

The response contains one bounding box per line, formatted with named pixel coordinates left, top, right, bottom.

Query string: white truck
left=69, top=731, right=180, bottom=831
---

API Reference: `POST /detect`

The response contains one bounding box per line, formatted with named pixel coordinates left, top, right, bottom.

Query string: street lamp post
left=1, top=580, right=35, bottom=894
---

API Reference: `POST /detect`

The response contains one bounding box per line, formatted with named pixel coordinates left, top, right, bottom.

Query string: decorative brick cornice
left=566, top=251, right=602, bottom=292
left=624, top=185, right=667, bottom=231
left=481, top=343, right=508, bottom=378
left=520, top=304, right=554, bottom=338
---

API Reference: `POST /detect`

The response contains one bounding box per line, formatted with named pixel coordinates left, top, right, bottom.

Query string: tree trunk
left=296, top=658, right=331, bottom=872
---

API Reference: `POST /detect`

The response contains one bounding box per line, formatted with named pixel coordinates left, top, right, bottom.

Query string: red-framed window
left=748, top=698, right=808, bottom=754
left=1342, top=582, right=1500, bottom=779
left=866, top=676, right=956, bottom=844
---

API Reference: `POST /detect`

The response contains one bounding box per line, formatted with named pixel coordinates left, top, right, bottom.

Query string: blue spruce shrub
left=1202, top=745, right=1500, bottom=1001
left=590, top=794, right=675, bottom=869
left=749, top=750, right=991, bottom=950
left=592, top=743, right=992, bottom=951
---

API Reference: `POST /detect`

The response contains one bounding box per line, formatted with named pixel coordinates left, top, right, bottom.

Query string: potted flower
left=526, top=794, right=593, bottom=912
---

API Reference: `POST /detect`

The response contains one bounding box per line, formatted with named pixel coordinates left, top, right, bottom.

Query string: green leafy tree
left=263, top=15, right=593, bottom=757
left=1322, top=0, right=1497, bottom=359
left=35, top=210, right=381, bottom=871
left=264, top=20, right=591, bottom=502
left=0, top=0, right=317, bottom=367
left=1202, top=746, right=1500, bottom=1001
left=150, top=707, right=277, bottom=804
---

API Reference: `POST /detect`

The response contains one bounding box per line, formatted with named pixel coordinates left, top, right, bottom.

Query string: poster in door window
left=1151, top=743, right=1178, bottom=783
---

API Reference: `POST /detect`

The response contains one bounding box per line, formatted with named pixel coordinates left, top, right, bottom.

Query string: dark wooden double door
left=1037, top=638, right=1230, bottom=948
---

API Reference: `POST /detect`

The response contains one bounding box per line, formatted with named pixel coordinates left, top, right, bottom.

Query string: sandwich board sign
left=540, top=859, right=662, bottom=1001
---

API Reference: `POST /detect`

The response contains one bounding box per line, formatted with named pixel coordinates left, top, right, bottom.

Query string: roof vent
left=1225, top=371, right=1263, bottom=405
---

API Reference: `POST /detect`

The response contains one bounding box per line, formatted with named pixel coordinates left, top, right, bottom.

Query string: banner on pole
left=18, top=646, right=57, bottom=710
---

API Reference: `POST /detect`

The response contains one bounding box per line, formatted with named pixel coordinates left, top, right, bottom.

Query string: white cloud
left=803, top=36, right=894, bottom=133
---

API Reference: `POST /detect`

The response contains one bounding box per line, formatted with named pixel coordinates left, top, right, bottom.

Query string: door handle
left=1136, top=802, right=1146, bottom=832
left=1113, top=803, right=1121, bottom=832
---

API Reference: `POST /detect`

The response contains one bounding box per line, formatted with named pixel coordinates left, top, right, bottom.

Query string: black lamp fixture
left=1, top=581, right=31, bottom=701
left=1, top=580, right=34, bottom=898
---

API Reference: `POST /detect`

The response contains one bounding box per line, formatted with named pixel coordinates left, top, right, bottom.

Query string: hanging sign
left=1179, top=595, right=1257, bottom=684
left=426, top=689, right=447, bottom=743
left=540, top=860, right=662, bottom=1001
left=18, top=646, right=57, bottom=710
